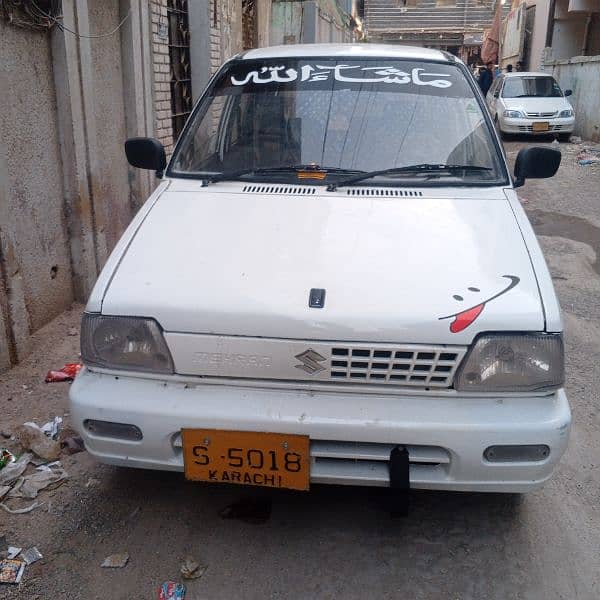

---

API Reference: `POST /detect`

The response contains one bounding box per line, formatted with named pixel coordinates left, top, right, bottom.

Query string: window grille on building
left=167, top=0, right=193, bottom=139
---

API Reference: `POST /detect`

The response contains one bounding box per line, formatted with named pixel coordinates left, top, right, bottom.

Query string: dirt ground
left=1, top=139, right=599, bottom=600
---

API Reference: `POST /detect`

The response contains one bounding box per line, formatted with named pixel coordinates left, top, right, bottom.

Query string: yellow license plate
left=182, top=429, right=310, bottom=491
left=532, top=122, right=549, bottom=131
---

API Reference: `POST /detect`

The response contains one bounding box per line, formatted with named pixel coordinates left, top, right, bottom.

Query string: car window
left=170, top=58, right=506, bottom=185
left=502, top=76, right=563, bottom=98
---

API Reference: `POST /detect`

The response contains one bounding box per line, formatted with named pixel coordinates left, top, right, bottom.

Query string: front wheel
left=558, top=133, right=571, bottom=143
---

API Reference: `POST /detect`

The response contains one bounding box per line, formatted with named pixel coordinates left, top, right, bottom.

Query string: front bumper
left=70, top=368, right=571, bottom=493
left=499, top=115, right=575, bottom=134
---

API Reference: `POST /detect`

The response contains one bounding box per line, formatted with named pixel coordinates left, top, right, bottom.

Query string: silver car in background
left=486, top=72, right=575, bottom=141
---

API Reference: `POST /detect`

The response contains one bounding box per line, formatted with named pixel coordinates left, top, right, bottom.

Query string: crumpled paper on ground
left=0, top=453, right=67, bottom=513
left=7, top=462, right=67, bottom=499
left=41, top=417, right=63, bottom=440
left=0, top=454, right=32, bottom=487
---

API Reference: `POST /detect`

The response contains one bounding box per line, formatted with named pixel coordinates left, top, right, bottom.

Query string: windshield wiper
left=203, top=164, right=365, bottom=185
left=326, top=164, right=493, bottom=191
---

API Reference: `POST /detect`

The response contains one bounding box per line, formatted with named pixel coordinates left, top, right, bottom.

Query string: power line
left=29, top=0, right=131, bottom=39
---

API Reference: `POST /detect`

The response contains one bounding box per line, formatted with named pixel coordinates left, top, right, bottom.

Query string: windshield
left=502, top=76, right=563, bottom=98
left=169, top=58, right=505, bottom=185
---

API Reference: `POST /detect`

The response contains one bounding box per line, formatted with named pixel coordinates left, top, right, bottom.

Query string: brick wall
left=150, top=0, right=174, bottom=154
left=210, top=0, right=222, bottom=74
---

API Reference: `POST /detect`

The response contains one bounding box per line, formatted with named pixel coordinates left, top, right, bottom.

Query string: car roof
left=504, top=71, right=554, bottom=78
left=238, top=43, right=451, bottom=63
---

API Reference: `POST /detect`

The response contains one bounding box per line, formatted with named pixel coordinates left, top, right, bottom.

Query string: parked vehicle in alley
left=71, top=44, right=570, bottom=496
left=486, top=72, right=575, bottom=140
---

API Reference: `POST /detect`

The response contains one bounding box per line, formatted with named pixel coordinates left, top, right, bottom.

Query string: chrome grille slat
left=526, top=111, right=557, bottom=118
left=329, top=345, right=463, bottom=387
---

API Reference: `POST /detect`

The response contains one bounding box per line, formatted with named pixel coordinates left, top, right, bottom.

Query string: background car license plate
left=532, top=122, right=549, bottom=132
left=182, top=429, right=310, bottom=490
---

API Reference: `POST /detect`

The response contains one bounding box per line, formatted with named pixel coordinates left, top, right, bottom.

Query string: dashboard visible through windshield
left=168, top=58, right=506, bottom=186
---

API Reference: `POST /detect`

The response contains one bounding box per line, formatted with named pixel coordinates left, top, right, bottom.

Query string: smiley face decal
left=439, top=275, right=521, bottom=333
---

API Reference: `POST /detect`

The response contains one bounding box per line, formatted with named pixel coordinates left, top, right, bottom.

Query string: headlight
left=81, top=314, right=174, bottom=373
left=559, top=109, right=573, bottom=118
left=455, top=333, right=564, bottom=393
left=503, top=110, right=524, bottom=118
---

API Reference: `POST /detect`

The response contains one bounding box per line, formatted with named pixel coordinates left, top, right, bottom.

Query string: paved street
left=1, top=139, right=599, bottom=600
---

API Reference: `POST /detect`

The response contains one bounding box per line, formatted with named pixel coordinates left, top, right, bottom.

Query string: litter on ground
left=41, top=416, right=63, bottom=440
left=101, top=553, right=129, bottom=568
left=180, top=556, right=207, bottom=580
left=159, top=582, right=186, bottom=599
left=0, top=558, right=25, bottom=584
left=45, top=363, right=82, bottom=383
left=21, top=547, right=43, bottom=565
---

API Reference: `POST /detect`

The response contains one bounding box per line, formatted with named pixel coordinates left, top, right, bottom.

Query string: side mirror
left=125, top=137, right=166, bottom=177
left=514, top=147, right=561, bottom=188
left=494, top=90, right=500, bottom=98
left=564, top=89, right=572, bottom=97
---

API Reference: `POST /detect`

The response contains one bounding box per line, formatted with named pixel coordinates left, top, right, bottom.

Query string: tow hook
left=389, top=445, right=410, bottom=517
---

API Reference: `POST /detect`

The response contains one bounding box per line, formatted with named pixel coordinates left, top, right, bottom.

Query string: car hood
left=501, top=96, right=571, bottom=113
left=100, top=182, right=544, bottom=344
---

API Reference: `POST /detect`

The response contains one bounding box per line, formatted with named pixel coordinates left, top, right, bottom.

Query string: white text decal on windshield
left=231, top=65, right=453, bottom=88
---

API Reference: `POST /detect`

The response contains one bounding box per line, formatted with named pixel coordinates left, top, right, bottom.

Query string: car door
left=487, top=76, right=503, bottom=119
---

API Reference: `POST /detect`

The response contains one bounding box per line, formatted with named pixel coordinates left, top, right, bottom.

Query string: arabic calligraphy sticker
left=230, top=63, right=453, bottom=89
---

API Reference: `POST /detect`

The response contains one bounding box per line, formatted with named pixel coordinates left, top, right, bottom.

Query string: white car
left=486, top=72, right=575, bottom=140
left=70, top=44, right=570, bottom=495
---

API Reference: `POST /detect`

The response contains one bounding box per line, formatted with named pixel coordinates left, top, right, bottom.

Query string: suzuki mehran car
left=486, top=72, right=575, bottom=140
left=70, top=44, right=570, bottom=495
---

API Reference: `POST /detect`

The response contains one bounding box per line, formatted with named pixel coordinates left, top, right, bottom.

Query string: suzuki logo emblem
left=294, top=349, right=326, bottom=374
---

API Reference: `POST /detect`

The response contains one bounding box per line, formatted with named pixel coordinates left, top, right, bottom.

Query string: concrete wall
left=271, top=0, right=353, bottom=44
left=529, top=0, right=551, bottom=69
left=0, top=0, right=155, bottom=372
left=271, top=0, right=304, bottom=44
left=0, top=22, right=73, bottom=363
left=544, top=54, right=600, bottom=141
left=89, top=1, right=133, bottom=251
left=552, top=2, right=590, bottom=57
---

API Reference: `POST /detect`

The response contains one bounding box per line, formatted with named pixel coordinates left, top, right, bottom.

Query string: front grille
left=329, top=345, right=464, bottom=387
left=526, top=111, right=557, bottom=118
left=166, top=333, right=468, bottom=389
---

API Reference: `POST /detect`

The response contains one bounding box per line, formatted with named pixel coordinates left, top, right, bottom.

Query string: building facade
left=364, top=0, right=510, bottom=66
left=270, top=0, right=356, bottom=44
left=501, top=0, right=600, bottom=70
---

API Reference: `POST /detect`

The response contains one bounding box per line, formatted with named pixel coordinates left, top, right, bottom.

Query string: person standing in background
left=478, top=61, right=494, bottom=96
left=506, top=64, right=513, bottom=73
